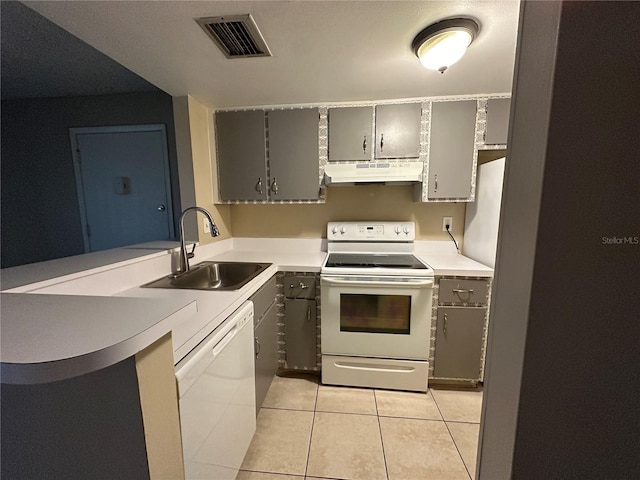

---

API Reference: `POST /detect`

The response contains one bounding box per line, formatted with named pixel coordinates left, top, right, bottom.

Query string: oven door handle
left=321, top=276, right=433, bottom=288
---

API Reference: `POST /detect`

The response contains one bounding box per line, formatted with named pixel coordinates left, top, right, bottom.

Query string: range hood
left=324, top=162, right=423, bottom=186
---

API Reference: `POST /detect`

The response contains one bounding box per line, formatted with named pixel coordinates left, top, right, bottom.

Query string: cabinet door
left=268, top=108, right=320, bottom=200
left=251, top=275, right=277, bottom=323
left=428, top=100, right=477, bottom=199
left=284, top=299, right=317, bottom=369
left=484, top=98, right=511, bottom=145
left=375, top=103, right=422, bottom=159
left=433, top=307, right=485, bottom=379
left=216, top=110, right=267, bottom=201
left=328, top=106, right=373, bottom=161
left=254, top=304, right=278, bottom=413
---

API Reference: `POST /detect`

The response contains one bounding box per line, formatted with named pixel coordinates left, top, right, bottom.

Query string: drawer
left=250, top=275, right=277, bottom=323
left=283, top=274, right=316, bottom=299
left=438, top=278, right=489, bottom=305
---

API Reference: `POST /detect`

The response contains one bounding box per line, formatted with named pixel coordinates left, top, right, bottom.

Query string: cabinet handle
left=255, top=337, right=260, bottom=358
left=434, top=174, right=438, bottom=192
left=452, top=288, right=474, bottom=294
left=307, top=305, right=312, bottom=323
left=256, top=177, right=263, bottom=194
left=363, top=135, right=367, bottom=154
left=380, top=133, right=384, bottom=152
left=271, top=177, right=278, bottom=194
left=443, top=312, right=448, bottom=335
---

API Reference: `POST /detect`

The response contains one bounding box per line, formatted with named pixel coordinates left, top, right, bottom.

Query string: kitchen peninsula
left=1, top=237, right=489, bottom=478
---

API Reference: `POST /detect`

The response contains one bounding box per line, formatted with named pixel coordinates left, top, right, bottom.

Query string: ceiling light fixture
left=412, top=18, right=479, bottom=73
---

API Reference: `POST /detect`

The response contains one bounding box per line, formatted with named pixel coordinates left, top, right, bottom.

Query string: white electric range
left=320, top=222, right=434, bottom=392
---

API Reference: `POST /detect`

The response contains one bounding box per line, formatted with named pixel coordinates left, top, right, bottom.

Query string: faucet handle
left=187, top=243, right=196, bottom=259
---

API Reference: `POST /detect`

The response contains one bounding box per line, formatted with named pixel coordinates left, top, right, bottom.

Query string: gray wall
left=1, top=91, right=180, bottom=268
left=479, top=1, right=640, bottom=478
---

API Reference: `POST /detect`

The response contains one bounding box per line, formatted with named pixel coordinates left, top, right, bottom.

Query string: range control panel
left=327, top=222, right=415, bottom=241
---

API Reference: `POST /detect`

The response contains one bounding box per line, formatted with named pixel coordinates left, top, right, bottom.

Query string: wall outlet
left=203, top=218, right=210, bottom=234
left=442, top=217, right=453, bottom=231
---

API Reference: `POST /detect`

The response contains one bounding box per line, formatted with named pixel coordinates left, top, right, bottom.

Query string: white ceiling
left=1, top=1, right=159, bottom=100
left=22, top=1, right=521, bottom=109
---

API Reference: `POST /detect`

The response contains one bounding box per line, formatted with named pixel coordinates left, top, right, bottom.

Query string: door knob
left=157, top=204, right=166, bottom=212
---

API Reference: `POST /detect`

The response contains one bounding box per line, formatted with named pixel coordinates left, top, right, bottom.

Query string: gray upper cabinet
left=428, top=100, right=477, bottom=199
left=328, top=106, right=373, bottom=162
left=375, top=103, right=422, bottom=159
left=216, top=108, right=320, bottom=202
left=216, top=110, right=267, bottom=201
left=269, top=108, right=320, bottom=200
left=484, top=98, right=511, bottom=145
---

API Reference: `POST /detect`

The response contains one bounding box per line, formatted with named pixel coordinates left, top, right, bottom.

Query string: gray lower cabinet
left=216, top=110, right=267, bottom=201
left=375, top=103, right=422, bottom=159
left=328, top=106, right=373, bottom=161
left=251, top=276, right=278, bottom=414
left=428, top=100, right=477, bottom=199
left=284, top=299, right=317, bottom=369
left=216, top=108, right=320, bottom=202
left=484, top=98, right=511, bottom=146
left=254, top=305, right=278, bottom=414
left=433, top=307, right=486, bottom=379
left=283, top=273, right=317, bottom=370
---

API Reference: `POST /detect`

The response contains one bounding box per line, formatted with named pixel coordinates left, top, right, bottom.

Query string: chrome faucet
left=178, top=206, right=220, bottom=274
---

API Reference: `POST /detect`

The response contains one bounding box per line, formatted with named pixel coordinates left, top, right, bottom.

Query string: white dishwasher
left=176, top=301, right=256, bottom=480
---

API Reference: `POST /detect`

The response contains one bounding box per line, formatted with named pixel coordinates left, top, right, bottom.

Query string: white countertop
left=416, top=252, right=494, bottom=277
left=0, top=237, right=490, bottom=384
left=0, top=241, right=185, bottom=292
left=0, top=293, right=196, bottom=384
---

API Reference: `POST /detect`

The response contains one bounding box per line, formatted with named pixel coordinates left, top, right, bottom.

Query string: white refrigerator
left=463, top=157, right=506, bottom=268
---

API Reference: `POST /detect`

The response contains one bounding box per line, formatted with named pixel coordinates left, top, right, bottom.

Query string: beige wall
left=230, top=184, right=466, bottom=243
left=186, top=96, right=231, bottom=243
left=173, top=95, right=231, bottom=244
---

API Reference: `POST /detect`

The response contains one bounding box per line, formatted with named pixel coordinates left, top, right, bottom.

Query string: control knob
left=394, top=226, right=402, bottom=235
left=403, top=225, right=410, bottom=235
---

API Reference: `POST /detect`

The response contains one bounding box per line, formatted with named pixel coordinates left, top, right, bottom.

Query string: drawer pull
left=443, top=312, right=447, bottom=335
left=452, top=288, right=474, bottom=294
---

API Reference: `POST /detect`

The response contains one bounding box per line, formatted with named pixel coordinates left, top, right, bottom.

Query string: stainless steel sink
left=142, top=261, right=271, bottom=291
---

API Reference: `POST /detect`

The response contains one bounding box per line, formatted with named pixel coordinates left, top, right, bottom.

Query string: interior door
left=70, top=125, right=174, bottom=252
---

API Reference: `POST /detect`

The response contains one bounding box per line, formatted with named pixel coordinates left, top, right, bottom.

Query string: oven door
left=320, top=275, right=433, bottom=360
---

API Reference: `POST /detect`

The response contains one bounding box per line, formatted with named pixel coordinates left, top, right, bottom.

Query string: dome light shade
left=412, top=18, right=479, bottom=73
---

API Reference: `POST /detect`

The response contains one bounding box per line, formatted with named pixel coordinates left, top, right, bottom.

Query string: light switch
left=113, top=177, right=131, bottom=195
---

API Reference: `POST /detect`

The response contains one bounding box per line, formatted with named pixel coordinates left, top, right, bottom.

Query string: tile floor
left=239, top=375, right=482, bottom=480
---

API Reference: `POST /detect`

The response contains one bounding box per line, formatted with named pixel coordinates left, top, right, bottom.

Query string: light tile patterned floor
left=239, top=375, right=482, bottom=480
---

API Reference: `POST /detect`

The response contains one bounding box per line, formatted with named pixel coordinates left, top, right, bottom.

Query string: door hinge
left=86, top=224, right=91, bottom=237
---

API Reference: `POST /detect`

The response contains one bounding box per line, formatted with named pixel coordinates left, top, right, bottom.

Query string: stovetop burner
left=325, top=253, right=428, bottom=270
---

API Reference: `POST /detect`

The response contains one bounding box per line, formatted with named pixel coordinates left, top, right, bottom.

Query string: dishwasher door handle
left=211, top=324, right=239, bottom=359
left=176, top=318, right=241, bottom=382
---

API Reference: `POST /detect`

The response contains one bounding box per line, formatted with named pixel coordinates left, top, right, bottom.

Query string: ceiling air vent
left=196, top=14, right=272, bottom=59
